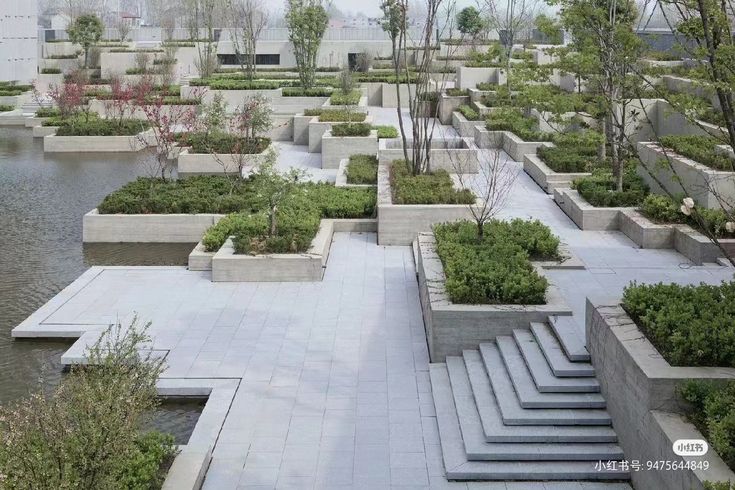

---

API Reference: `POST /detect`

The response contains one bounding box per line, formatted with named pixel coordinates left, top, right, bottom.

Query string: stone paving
left=12, top=109, right=735, bottom=489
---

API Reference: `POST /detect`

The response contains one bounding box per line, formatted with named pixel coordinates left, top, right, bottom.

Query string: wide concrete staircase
left=430, top=316, right=632, bottom=484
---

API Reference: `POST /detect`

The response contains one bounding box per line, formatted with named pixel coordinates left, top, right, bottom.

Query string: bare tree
left=116, top=16, right=131, bottom=42
left=227, top=0, right=269, bottom=80
left=481, top=0, right=539, bottom=82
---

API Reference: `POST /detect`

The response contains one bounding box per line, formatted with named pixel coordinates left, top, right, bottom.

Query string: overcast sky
left=331, top=0, right=480, bottom=18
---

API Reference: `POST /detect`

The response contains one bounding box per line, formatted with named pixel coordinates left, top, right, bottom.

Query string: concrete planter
left=380, top=83, right=415, bottom=108
left=211, top=218, right=376, bottom=282
left=637, top=142, right=735, bottom=210
left=0, top=110, right=27, bottom=126
left=177, top=143, right=273, bottom=176
left=321, top=130, right=378, bottom=169
left=307, top=115, right=373, bottom=153
left=25, top=116, right=49, bottom=128
left=438, top=94, right=469, bottom=124
left=456, top=66, right=506, bottom=89
left=523, top=147, right=591, bottom=194
left=267, top=114, right=294, bottom=141
left=43, top=130, right=152, bottom=153
left=33, top=125, right=58, bottom=137
left=500, top=129, right=551, bottom=162
left=335, top=158, right=377, bottom=188
left=418, top=233, right=572, bottom=362
left=378, top=137, right=479, bottom=174
left=586, top=300, right=735, bottom=490
left=553, top=188, right=633, bottom=231
left=451, top=111, right=483, bottom=138
left=83, top=208, right=225, bottom=243
left=188, top=241, right=215, bottom=271
left=377, top=162, right=474, bottom=246
left=293, top=114, right=314, bottom=145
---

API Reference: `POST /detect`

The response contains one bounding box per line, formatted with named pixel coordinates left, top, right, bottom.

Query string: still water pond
left=0, top=127, right=197, bottom=442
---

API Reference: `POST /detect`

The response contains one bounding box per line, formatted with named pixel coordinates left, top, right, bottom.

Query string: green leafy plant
left=0, top=104, right=14, bottom=112
left=330, top=90, right=361, bottom=106
left=179, top=132, right=271, bottom=154
left=67, top=14, right=104, bottom=68
left=486, top=108, right=552, bottom=141
left=346, top=154, right=378, bottom=184
left=330, top=123, right=372, bottom=137
left=281, top=87, right=333, bottom=97
left=373, top=125, right=398, bottom=138
left=458, top=104, right=481, bottom=120
left=659, top=135, right=734, bottom=171
left=573, top=168, right=648, bottom=207
left=40, top=68, right=62, bottom=74
left=318, top=110, right=367, bottom=123
left=639, top=194, right=735, bottom=238
left=623, top=281, right=735, bottom=366
left=390, top=160, right=475, bottom=205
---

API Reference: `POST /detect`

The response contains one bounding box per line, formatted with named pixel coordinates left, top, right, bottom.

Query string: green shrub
left=537, top=146, right=599, bottom=173
left=390, top=160, right=475, bottom=205
left=330, top=123, right=372, bottom=137
left=179, top=132, right=271, bottom=154
left=303, top=109, right=323, bottom=117
left=659, top=135, right=734, bottom=171
left=446, top=88, right=469, bottom=97
left=486, top=108, right=551, bottom=142
left=477, top=82, right=499, bottom=91
left=681, top=380, right=735, bottom=474
left=346, top=154, right=378, bottom=184
left=623, top=281, right=735, bottom=366
left=373, top=125, right=398, bottom=139
left=434, top=220, right=559, bottom=304
left=119, top=431, right=177, bottom=490
left=458, top=104, right=481, bottom=121
left=573, top=168, right=648, bottom=207
left=639, top=194, right=735, bottom=238
left=282, top=87, right=333, bottom=97
left=330, top=90, right=361, bottom=105
left=41, top=68, right=62, bottom=74
left=318, top=110, right=367, bottom=123
left=35, top=107, right=61, bottom=118
left=0, top=104, right=14, bottom=112
left=56, top=118, right=149, bottom=136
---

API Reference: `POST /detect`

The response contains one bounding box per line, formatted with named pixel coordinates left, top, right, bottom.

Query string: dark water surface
left=0, top=127, right=197, bottom=440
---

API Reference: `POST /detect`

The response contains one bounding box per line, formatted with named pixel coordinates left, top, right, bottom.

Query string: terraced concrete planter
left=25, top=116, right=48, bottom=128
left=33, top=125, right=58, bottom=137
left=0, top=110, right=27, bottom=125
left=211, top=219, right=376, bottom=282
left=456, top=66, right=506, bottom=89
left=293, top=114, right=314, bottom=145
left=308, top=116, right=373, bottom=153
left=451, top=111, right=483, bottom=138
left=439, top=94, right=469, bottom=124
left=267, top=114, right=294, bottom=141
left=188, top=241, right=214, bottom=271
left=335, top=158, right=376, bottom=188
left=377, top=163, right=473, bottom=246
left=378, top=137, right=479, bottom=173
left=321, top=130, right=378, bottom=169
left=177, top=144, right=272, bottom=176
left=418, top=233, right=572, bottom=362
left=553, top=188, right=633, bottom=231
left=618, top=209, right=675, bottom=249
left=586, top=300, right=735, bottom=490
left=83, top=209, right=225, bottom=243
left=501, top=130, right=551, bottom=162
left=381, top=83, right=415, bottom=108
left=523, top=149, right=591, bottom=194
left=43, top=130, right=153, bottom=153
left=637, top=142, right=735, bottom=209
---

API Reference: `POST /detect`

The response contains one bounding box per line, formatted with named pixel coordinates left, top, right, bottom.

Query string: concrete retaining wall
left=451, top=111, right=483, bottom=138
left=381, top=83, right=414, bottom=108
left=586, top=299, right=735, bottom=490
left=321, top=130, right=378, bottom=169
left=43, top=131, right=150, bottom=152
left=553, top=188, right=631, bottom=231
left=438, top=94, right=469, bottom=124
left=177, top=145, right=272, bottom=176
left=419, top=233, right=572, bottom=362
left=378, top=137, right=479, bottom=173
left=83, top=209, right=225, bottom=243
left=455, top=66, right=506, bottom=89
left=523, top=149, right=591, bottom=194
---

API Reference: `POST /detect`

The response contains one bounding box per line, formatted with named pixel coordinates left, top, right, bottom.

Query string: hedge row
left=573, top=168, right=648, bottom=207
left=390, top=160, right=475, bottom=205
left=486, top=108, right=552, bottom=142
left=639, top=194, right=735, bottom=238
left=318, top=110, right=367, bottom=123
left=434, top=220, right=559, bottom=304
left=56, top=117, right=149, bottom=136
left=331, top=123, right=372, bottom=137
left=346, top=155, right=378, bottom=185
left=178, top=132, right=271, bottom=154
left=659, top=135, right=734, bottom=171
left=330, top=90, right=361, bottom=106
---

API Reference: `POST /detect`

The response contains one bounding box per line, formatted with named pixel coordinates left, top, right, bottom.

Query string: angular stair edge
left=529, top=322, right=595, bottom=377
left=430, top=364, right=631, bottom=481
left=462, top=350, right=618, bottom=443
left=549, top=315, right=590, bottom=362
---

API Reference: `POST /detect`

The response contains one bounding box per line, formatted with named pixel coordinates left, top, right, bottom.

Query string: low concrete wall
left=335, top=158, right=376, bottom=188
left=33, top=125, right=58, bottom=137
left=523, top=149, right=591, bottom=194
left=455, top=66, right=505, bottom=90
left=378, top=137, right=479, bottom=173
left=43, top=131, right=151, bottom=153
left=637, top=142, right=735, bottom=210
left=211, top=218, right=376, bottom=282
left=618, top=209, right=675, bottom=249
left=381, top=83, right=414, bottom=108
left=586, top=300, right=735, bottom=490
left=177, top=144, right=272, bottom=176
left=502, top=130, right=551, bottom=162
left=83, top=209, right=224, bottom=243
left=451, top=111, right=483, bottom=138
left=419, top=233, right=572, bottom=362
left=377, top=162, right=474, bottom=246
left=553, top=188, right=631, bottom=231
left=438, top=94, right=469, bottom=124
left=293, top=115, right=315, bottom=145
left=321, top=130, right=378, bottom=169
left=188, top=241, right=214, bottom=271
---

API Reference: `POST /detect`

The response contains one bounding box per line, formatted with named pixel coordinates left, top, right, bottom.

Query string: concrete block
left=83, top=208, right=225, bottom=243
left=320, top=130, right=379, bottom=169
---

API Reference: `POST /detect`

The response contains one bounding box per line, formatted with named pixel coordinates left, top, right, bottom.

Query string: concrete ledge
left=586, top=299, right=735, bottom=490
left=378, top=137, right=479, bottom=174
left=83, top=209, right=225, bottom=243
left=43, top=130, right=152, bottom=152
left=321, top=130, right=378, bottom=169
left=439, top=94, right=469, bottom=124
left=419, top=233, right=572, bottom=362
left=618, top=209, right=675, bottom=249
left=335, top=158, right=376, bottom=188
left=523, top=150, right=591, bottom=194
left=451, top=111, right=483, bottom=138
left=162, top=448, right=211, bottom=490
left=292, top=114, right=314, bottom=145
left=553, top=188, right=631, bottom=231
left=211, top=218, right=376, bottom=282
left=502, top=130, right=550, bottom=162
left=33, top=125, right=58, bottom=138
left=473, top=127, right=504, bottom=149
left=177, top=144, right=272, bottom=176
left=25, top=116, right=48, bottom=128
left=672, top=224, right=735, bottom=265
left=188, top=241, right=214, bottom=271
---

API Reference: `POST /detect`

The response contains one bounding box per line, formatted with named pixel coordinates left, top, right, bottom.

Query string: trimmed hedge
left=281, top=87, right=333, bottom=97
left=318, top=110, right=366, bottom=123
left=573, top=168, right=648, bottom=207
left=346, top=155, right=378, bottom=184
left=680, top=380, right=735, bottom=472
left=0, top=105, right=14, bottom=112
left=330, top=90, right=361, bottom=105
left=40, top=68, right=62, bottom=74
left=373, top=125, right=398, bottom=139
left=458, top=104, right=481, bottom=121
left=486, top=108, right=551, bottom=142
left=330, top=123, right=372, bottom=137
left=56, top=118, right=149, bottom=136
left=537, top=144, right=599, bottom=173
left=390, top=160, right=475, bottom=205
left=434, top=220, right=559, bottom=304
left=35, top=107, right=61, bottom=118
left=446, top=88, right=469, bottom=97
left=639, top=194, right=735, bottom=238
left=659, top=135, right=734, bottom=171
left=623, top=281, right=735, bottom=367
left=178, top=132, right=270, bottom=154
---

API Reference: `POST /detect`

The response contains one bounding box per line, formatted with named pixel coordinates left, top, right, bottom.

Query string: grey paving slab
left=529, top=323, right=595, bottom=377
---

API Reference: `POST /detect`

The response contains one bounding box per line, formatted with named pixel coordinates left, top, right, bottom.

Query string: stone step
left=479, top=343, right=611, bottom=426
left=497, top=335, right=604, bottom=407
left=462, top=350, right=618, bottom=443
left=430, top=364, right=630, bottom=481
left=447, top=355, right=624, bottom=462
left=549, top=315, right=591, bottom=362
left=530, top=323, right=596, bottom=377
left=512, top=330, right=600, bottom=393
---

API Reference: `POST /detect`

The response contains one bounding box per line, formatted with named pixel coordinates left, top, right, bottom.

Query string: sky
left=331, top=0, right=481, bottom=18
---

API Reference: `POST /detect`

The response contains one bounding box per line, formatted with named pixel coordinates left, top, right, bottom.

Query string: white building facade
left=0, top=0, right=38, bottom=83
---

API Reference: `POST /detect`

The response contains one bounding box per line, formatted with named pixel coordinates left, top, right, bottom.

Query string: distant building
left=0, top=0, right=38, bottom=83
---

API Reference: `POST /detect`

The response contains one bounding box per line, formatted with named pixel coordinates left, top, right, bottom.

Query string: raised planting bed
left=456, top=66, right=506, bottom=89
left=586, top=293, right=735, bottom=490
left=321, top=128, right=378, bottom=169
left=335, top=155, right=378, bottom=188
left=44, top=129, right=154, bottom=152
left=418, top=225, right=573, bottom=362
left=438, top=92, right=470, bottom=124
left=451, top=109, right=484, bottom=138
left=554, top=188, right=636, bottom=231
left=174, top=134, right=273, bottom=176
left=307, top=111, right=372, bottom=153
left=84, top=209, right=225, bottom=243
left=378, top=137, right=480, bottom=173
left=637, top=139, right=735, bottom=209
left=377, top=161, right=475, bottom=245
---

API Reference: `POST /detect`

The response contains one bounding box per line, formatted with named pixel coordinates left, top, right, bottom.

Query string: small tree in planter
left=252, top=155, right=308, bottom=239
left=67, top=14, right=104, bottom=69
left=286, top=0, right=329, bottom=90
left=48, top=71, right=87, bottom=121
left=457, top=6, right=487, bottom=49
left=228, top=0, right=269, bottom=81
